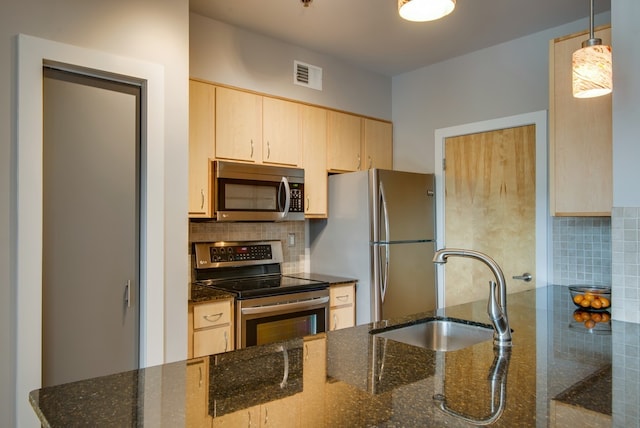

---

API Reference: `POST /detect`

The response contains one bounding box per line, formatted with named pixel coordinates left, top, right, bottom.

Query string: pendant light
left=398, top=0, right=456, bottom=22
left=572, top=0, right=612, bottom=98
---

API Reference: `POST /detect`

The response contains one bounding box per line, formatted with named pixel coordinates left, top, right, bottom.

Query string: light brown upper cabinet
left=363, top=118, right=393, bottom=170
left=327, top=110, right=362, bottom=172
left=188, top=80, right=215, bottom=218
left=549, top=26, right=612, bottom=216
left=215, top=86, right=262, bottom=163
left=301, top=105, right=328, bottom=218
left=262, top=97, right=301, bottom=166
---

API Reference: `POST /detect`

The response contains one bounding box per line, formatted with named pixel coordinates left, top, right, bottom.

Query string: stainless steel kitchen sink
left=372, top=318, right=494, bottom=352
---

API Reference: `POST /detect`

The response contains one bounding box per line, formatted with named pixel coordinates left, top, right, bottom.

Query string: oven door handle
left=240, top=296, right=329, bottom=315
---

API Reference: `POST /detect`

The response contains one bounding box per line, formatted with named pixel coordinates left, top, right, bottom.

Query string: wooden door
left=443, top=125, right=536, bottom=306
left=215, top=86, right=261, bottom=162
left=363, top=118, right=393, bottom=170
left=263, top=97, right=300, bottom=166
left=301, top=105, right=328, bottom=218
left=188, top=80, right=215, bottom=217
left=327, top=111, right=361, bottom=172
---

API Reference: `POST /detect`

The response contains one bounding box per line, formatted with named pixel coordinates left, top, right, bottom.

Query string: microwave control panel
left=289, top=183, right=304, bottom=213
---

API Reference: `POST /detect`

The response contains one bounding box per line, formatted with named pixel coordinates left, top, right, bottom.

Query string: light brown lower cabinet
left=189, top=298, right=234, bottom=359
left=212, top=396, right=300, bottom=427
left=300, top=335, right=327, bottom=427
left=329, top=283, right=356, bottom=331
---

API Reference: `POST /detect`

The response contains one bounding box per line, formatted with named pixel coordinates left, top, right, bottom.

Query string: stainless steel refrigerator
left=309, top=169, right=436, bottom=324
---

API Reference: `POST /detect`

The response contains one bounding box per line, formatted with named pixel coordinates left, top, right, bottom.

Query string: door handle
left=512, top=273, right=532, bottom=282
left=125, top=280, right=131, bottom=308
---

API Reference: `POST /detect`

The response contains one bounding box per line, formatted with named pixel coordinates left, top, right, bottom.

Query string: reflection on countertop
left=31, top=285, right=639, bottom=427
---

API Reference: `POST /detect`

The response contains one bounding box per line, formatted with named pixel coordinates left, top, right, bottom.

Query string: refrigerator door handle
left=380, top=244, right=389, bottom=303
left=379, top=182, right=390, bottom=305
left=379, top=181, right=390, bottom=243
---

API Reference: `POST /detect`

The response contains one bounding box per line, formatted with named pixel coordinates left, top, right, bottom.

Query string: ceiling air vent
left=294, top=60, right=322, bottom=91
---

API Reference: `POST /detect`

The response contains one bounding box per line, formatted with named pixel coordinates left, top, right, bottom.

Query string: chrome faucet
left=433, top=249, right=512, bottom=347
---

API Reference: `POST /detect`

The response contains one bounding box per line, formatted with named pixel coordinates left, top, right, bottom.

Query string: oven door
left=237, top=289, right=329, bottom=348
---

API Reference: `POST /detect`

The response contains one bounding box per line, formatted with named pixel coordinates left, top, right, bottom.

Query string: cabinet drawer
left=193, top=325, right=232, bottom=357
left=330, top=306, right=355, bottom=331
left=330, top=284, right=355, bottom=307
left=193, top=300, right=231, bottom=329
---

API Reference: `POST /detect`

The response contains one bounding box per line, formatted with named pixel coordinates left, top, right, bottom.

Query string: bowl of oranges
left=571, top=309, right=611, bottom=334
left=569, top=285, right=611, bottom=311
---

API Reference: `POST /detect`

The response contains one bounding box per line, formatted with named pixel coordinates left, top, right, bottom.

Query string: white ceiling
left=189, top=0, right=610, bottom=77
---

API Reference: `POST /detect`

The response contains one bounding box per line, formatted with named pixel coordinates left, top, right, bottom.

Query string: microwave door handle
left=280, top=176, right=291, bottom=219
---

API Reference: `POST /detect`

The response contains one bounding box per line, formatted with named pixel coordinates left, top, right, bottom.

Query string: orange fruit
left=591, top=313, right=602, bottom=323
left=591, top=298, right=603, bottom=309
left=580, top=298, right=592, bottom=308
left=573, top=294, right=585, bottom=305
left=599, top=297, right=610, bottom=308
left=601, top=312, right=610, bottom=322
left=580, top=312, right=591, bottom=321
left=584, top=319, right=596, bottom=329
left=584, top=292, right=595, bottom=301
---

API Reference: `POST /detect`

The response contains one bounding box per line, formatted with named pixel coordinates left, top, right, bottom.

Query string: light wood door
left=363, top=118, right=393, bottom=170
left=260, top=395, right=300, bottom=428
left=549, top=26, right=612, bottom=216
left=301, top=335, right=326, bottom=427
left=301, top=105, right=328, bottom=218
left=444, top=125, right=536, bottom=306
left=263, top=97, right=300, bottom=166
left=212, top=405, right=260, bottom=427
left=327, top=111, right=362, bottom=172
left=186, top=357, right=212, bottom=428
left=215, top=86, right=262, bottom=162
left=189, top=80, right=215, bottom=217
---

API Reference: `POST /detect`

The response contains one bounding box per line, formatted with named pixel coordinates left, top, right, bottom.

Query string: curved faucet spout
left=433, top=248, right=512, bottom=347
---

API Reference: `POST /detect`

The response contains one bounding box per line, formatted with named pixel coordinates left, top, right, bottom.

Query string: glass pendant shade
left=572, top=43, right=612, bottom=98
left=398, top=0, right=456, bottom=22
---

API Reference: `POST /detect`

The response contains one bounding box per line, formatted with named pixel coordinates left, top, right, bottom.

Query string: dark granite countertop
left=189, top=284, right=234, bottom=303
left=31, top=285, right=639, bottom=427
left=285, top=272, right=357, bottom=286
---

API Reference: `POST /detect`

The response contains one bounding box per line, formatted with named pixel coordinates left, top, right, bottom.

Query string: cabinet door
left=263, top=97, right=300, bottom=166
left=549, top=27, right=612, bottom=216
left=193, top=325, right=232, bottom=357
left=301, top=105, right=328, bottom=218
left=186, top=358, right=212, bottom=428
left=363, top=118, right=393, bottom=170
left=215, top=87, right=262, bottom=163
left=260, top=395, right=300, bottom=428
left=327, top=111, right=362, bottom=172
left=300, top=335, right=326, bottom=427
left=189, top=80, right=215, bottom=217
left=330, top=306, right=355, bottom=331
left=212, top=405, right=260, bottom=428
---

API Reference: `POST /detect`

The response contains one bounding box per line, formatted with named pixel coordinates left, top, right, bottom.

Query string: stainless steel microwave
left=213, top=161, right=305, bottom=222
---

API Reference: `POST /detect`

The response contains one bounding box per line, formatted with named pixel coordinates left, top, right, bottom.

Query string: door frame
left=434, top=110, right=549, bottom=308
left=15, top=34, right=165, bottom=425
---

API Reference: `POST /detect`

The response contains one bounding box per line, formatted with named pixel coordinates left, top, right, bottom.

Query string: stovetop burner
left=193, top=240, right=328, bottom=299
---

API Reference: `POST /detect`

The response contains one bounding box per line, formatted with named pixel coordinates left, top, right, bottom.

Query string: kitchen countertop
left=30, top=285, right=638, bottom=427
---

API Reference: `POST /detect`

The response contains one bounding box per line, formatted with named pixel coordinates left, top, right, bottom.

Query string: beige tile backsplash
left=189, top=221, right=306, bottom=278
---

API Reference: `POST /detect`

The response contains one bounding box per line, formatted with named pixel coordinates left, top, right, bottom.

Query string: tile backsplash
left=611, top=207, right=640, bottom=323
left=189, top=221, right=306, bottom=276
left=552, top=217, right=612, bottom=286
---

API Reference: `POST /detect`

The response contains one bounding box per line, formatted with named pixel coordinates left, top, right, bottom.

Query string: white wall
left=612, top=0, right=640, bottom=206
left=392, top=13, right=611, bottom=174
left=190, top=13, right=392, bottom=120
left=1, top=1, right=189, bottom=426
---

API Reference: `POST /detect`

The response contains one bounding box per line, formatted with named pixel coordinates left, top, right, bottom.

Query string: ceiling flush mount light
left=572, top=0, right=612, bottom=98
left=398, top=0, right=456, bottom=22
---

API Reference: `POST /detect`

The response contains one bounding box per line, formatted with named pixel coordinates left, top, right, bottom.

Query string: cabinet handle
left=306, top=196, right=310, bottom=212
left=224, top=330, right=228, bottom=352
left=267, top=141, right=271, bottom=159
left=198, top=366, right=202, bottom=387
left=124, top=280, right=131, bottom=308
left=200, top=189, right=204, bottom=210
left=336, top=294, right=349, bottom=302
left=305, top=343, right=309, bottom=361
left=250, top=139, right=254, bottom=158
left=333, top=313, right=338, bottom=331
left=248, top=410, right=252, bottom=428
left=264, top=406, right=269, bottom=426
left=357, top=153, right=361, bottom=170
left=203, top=312, right=223, bottom=323
left=368, top=156, right=372, bottom=169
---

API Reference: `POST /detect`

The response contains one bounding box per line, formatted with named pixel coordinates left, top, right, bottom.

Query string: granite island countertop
left=30, top=285, right=639, bottom=427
